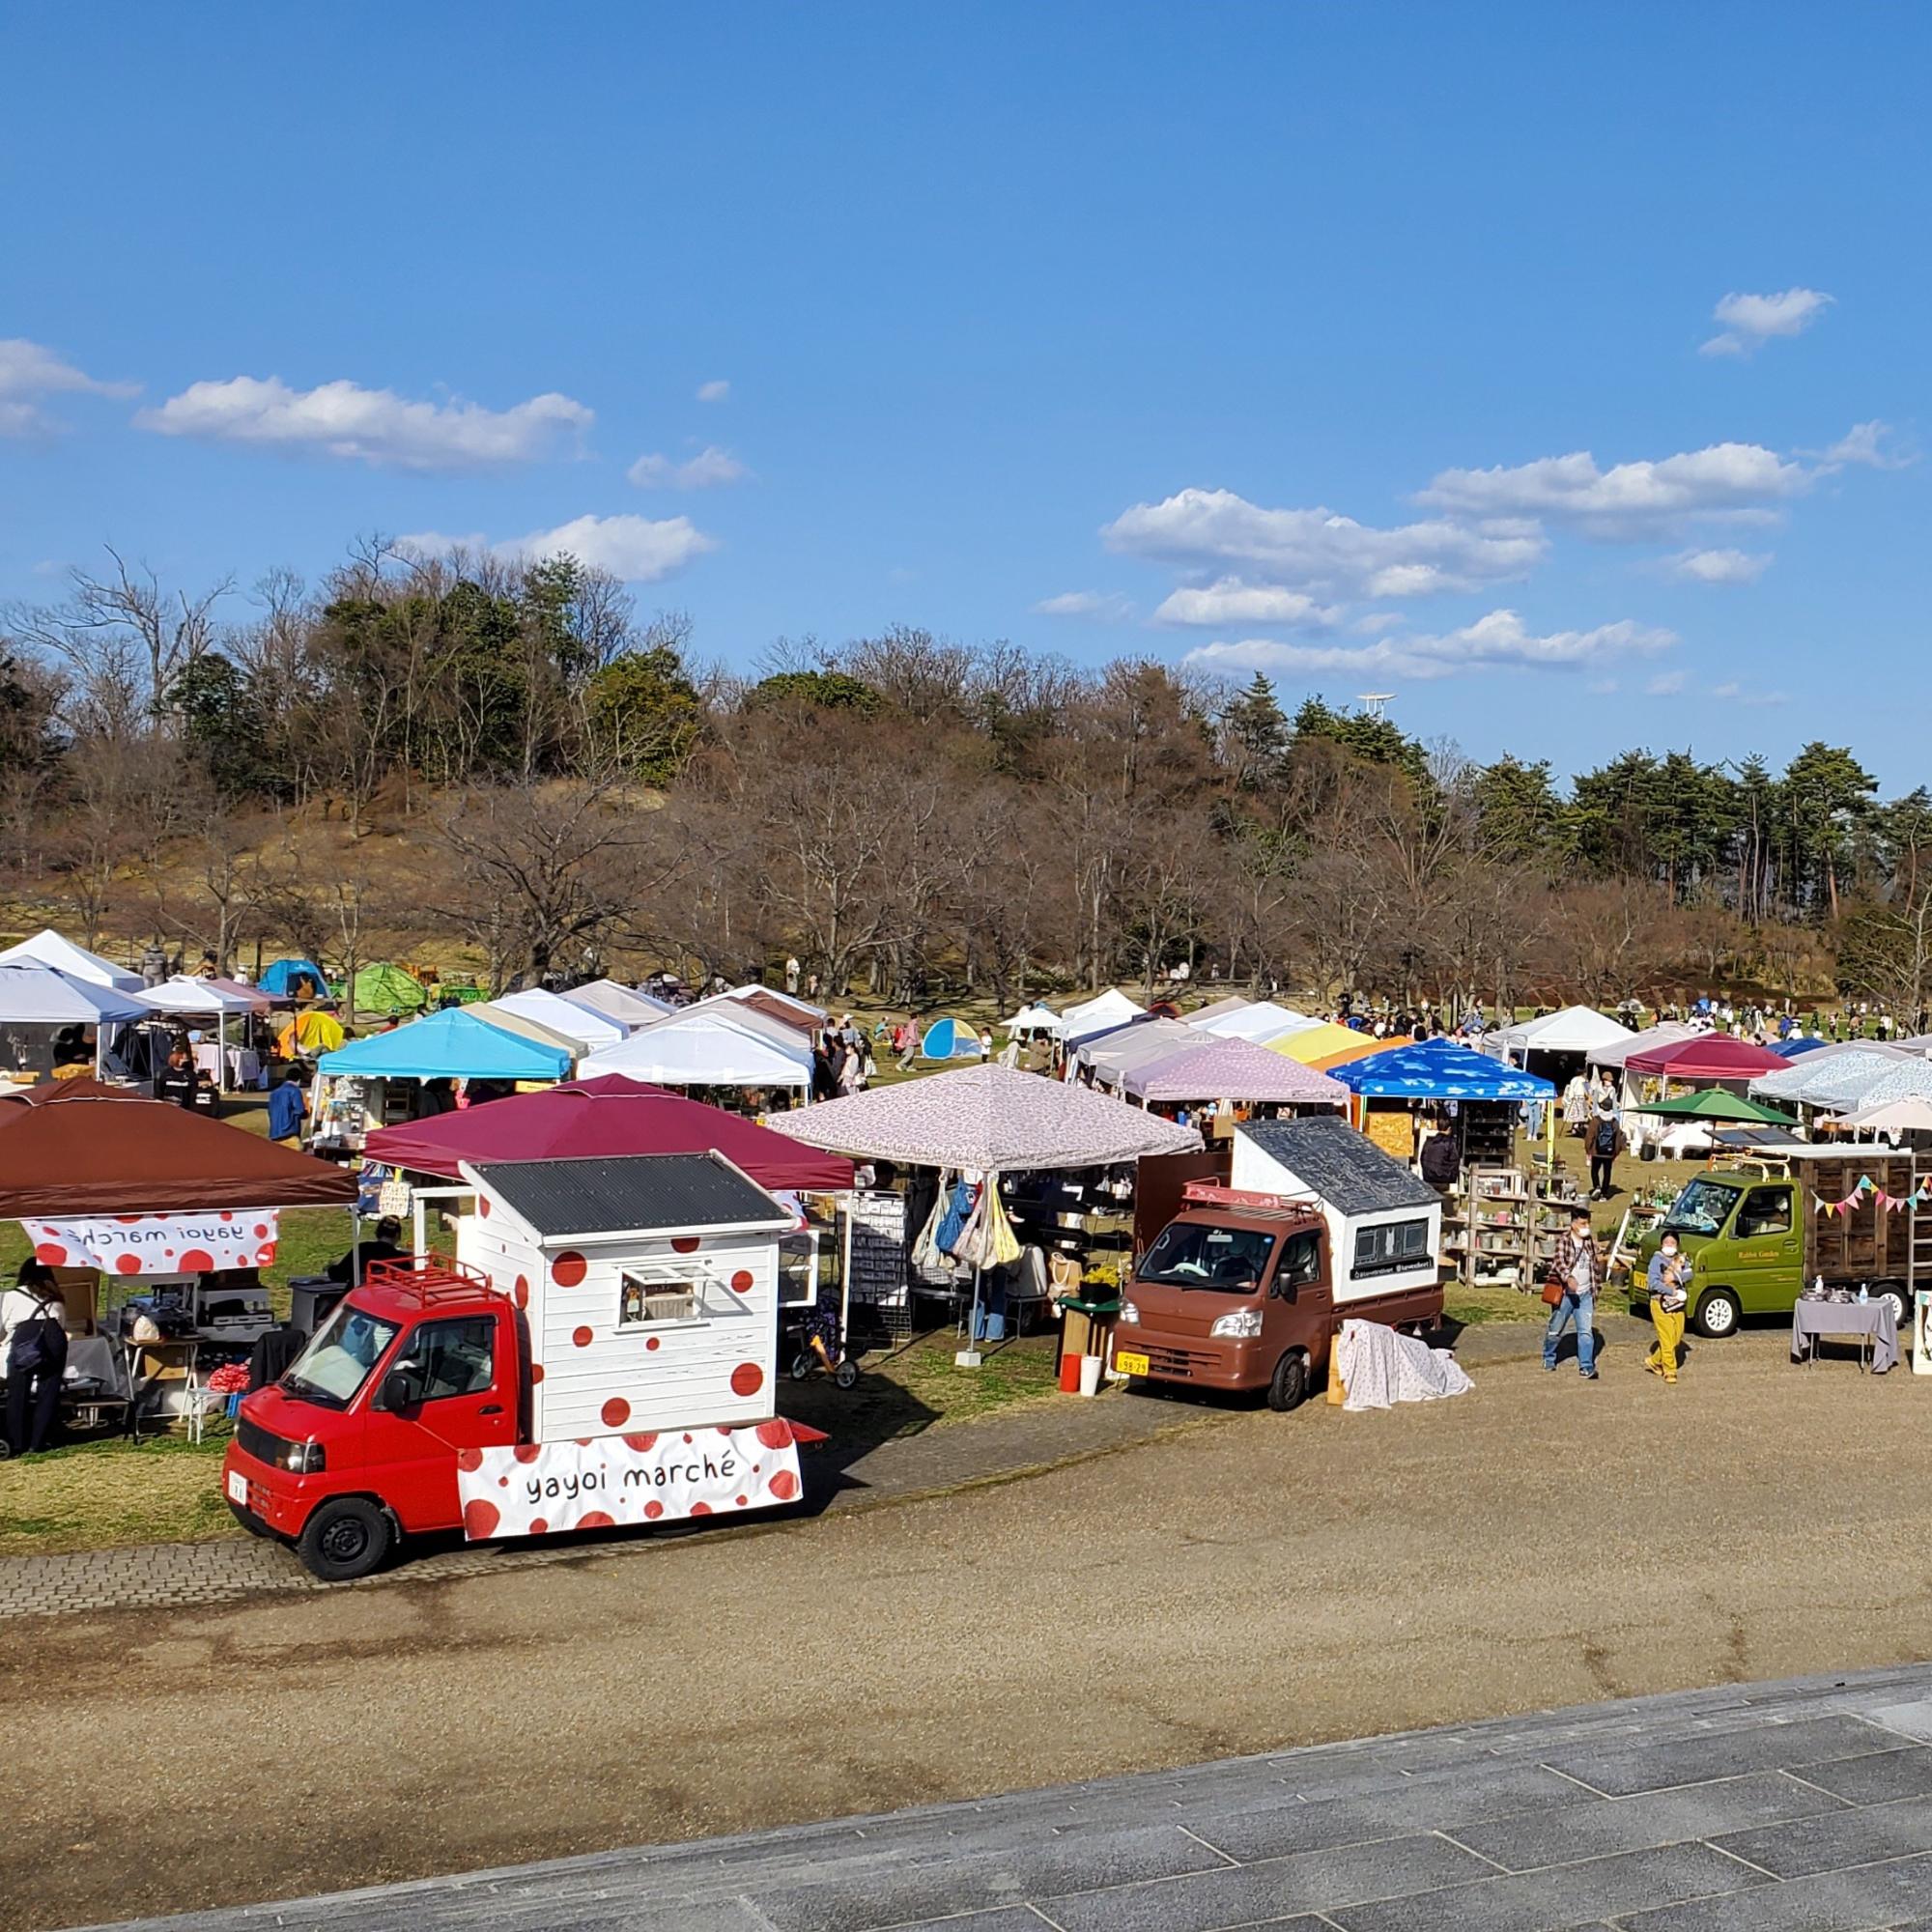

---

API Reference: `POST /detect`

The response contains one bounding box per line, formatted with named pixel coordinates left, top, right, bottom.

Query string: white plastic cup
left=1078, top=1353, right=1103, bottom=1398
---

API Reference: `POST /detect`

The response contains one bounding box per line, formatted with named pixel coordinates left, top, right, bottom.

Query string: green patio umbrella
left=1634, top=1090, right=1793, bottom=1124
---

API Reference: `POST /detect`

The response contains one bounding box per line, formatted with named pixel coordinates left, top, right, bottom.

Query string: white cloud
left=696, top=380, right=731, bottom=403
left=1418, top=441, right=1808, bottom=540
left=1183, top=608, right=1674, bottom=684
left=627, top=445, right=749, bottom=489
left=398, top=513, right=716, bottom=583
left=137, top=375, right=592, bottom=471
left=1700, top=287, right=1833, bottom=356
left=1102, top=487, right=1544, bottom=599
left=1151, top=579, right=1340, bottom=628
left=1645, top=670, right=1689, bottom=696
left=1034, top=590, right=1133, bottom=621
left=0, top=336, right=138, bottom=436
left=1664, top=547, right=1772, bottom=585
left=1817, top=419, right=1918, bottom=470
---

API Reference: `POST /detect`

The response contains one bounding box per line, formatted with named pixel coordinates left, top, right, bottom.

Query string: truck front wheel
left=1873, top=1285, right=1909, bottom=1330
left=298, top=1498, right=394, bottom=1583
left=1267, top=1350, right=1309, bottom=1413
left=1692, top=1288, right=1741, bottom=1340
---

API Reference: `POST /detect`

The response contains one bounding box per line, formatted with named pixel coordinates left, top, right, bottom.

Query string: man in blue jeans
left=1545, top=1208, right=1602, bottom=1379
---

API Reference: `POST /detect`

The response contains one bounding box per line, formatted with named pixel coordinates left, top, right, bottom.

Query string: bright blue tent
left=319, top=1008, right=570, bottom=1082
left=1771, top=1036, right=1831, bottom=1058
left=258, top=957, right=330, bottom=998
left=1326, top=1036, right=1555, bottom=1099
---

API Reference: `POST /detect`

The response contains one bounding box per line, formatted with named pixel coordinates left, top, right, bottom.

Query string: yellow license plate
left=1115, top=1350, right=1151, bottom=1377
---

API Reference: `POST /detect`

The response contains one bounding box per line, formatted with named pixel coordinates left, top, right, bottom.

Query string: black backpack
left=10, top=1293, right=65, bottom=1376
left=1594, top=1117, right=1619, bottom=1155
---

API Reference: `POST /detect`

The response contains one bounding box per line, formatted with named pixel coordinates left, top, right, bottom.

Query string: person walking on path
left=1544, top=1209, right=1603, bottom=1379
left=1587, top=1101, right=1626, bottom=1200
left=1646, top=1232, right=1690, bottom=1384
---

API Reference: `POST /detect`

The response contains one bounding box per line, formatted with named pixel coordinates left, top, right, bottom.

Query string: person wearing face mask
left=1645, top=1232, right=1690, bottom=1385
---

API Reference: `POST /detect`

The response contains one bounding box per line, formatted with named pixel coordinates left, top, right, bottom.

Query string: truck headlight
left=1210, top=1307, right=1264, bottom=1339
left=286, top=1440, right=326, bottom=1474
left=1119, top=1299, right=1140, bottom=1324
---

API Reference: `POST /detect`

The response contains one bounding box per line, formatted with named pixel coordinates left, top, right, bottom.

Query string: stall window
left=1736, top=1188, right=1793, bottom=1239
left=411, top=1316, right=495, bottom=1399
left=618, top=1274, right=699, bottom=1325
left=1352, top=1218, right=1432, bottom=1277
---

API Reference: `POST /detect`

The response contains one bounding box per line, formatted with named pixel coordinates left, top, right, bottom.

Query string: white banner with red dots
left=455, top=1417, right=810, bottom=1541
left=26, top=1210, right=280, bottom=1277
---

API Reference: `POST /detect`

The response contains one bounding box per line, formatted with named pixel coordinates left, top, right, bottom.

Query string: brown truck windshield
left=1137, top=1221, right=1275, bottom=1292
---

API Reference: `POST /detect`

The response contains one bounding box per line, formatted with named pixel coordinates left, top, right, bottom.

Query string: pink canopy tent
left=364, top=1074, right=855, bottom=1194
left=1124, top=1037, right=1349, bottom=1107
left=1622, top=1036, right=1787, bottom=1081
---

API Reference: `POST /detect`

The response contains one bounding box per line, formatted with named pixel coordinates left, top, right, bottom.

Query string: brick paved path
left=82, top=1662, right=1932, bottom=1931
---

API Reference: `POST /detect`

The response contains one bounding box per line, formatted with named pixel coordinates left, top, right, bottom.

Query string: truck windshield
left=281, top=1302, right=401, bottom=1407
left=1137, top=1221, right=1274, bottom=1292
left=1662, top=1178, right=1743, bottom=1238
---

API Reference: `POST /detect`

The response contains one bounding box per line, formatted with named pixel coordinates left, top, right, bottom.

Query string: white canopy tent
left=137, top=975, right=267, bottom=1092
left=488, top=985, right=626, bottom=1053
left=1585, top=1021, right=1699, bottom=1071
left=466, top=1000, right=589, bottom=1063
left=674, top=994, right=817, bottom=1053
left=581, top=1009, right=812, bottom=1088
left=1002, top=1003, right=1064, bottom=1037
left=560, top=979, right=670, bottom=1030
left=1486, top=1006, right=1636, bottom=1062
left=0, top=963, right=151, bottom=1081
left=1061, top=988, right=1144, bottom=1036
left=0, top=928, right=142, bottom=993
left=1193, top=1001, right=1320, bottom=1044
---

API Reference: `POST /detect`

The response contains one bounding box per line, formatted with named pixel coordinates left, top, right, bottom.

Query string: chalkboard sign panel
left=848, top=1190, right=909, bottom=1307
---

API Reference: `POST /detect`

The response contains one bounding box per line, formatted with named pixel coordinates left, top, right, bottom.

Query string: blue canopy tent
left=258, top=957, right=331, bottom=1000
left=1771, top=1036, right=1832, bottom=1059
left=319, top=1009, right=571, bottom=1082
left=1326, top=1037, right=1555, bottom=1100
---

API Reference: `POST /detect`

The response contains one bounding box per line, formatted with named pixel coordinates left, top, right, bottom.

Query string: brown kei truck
left=1116, top=1116, right=1446, bottom=1411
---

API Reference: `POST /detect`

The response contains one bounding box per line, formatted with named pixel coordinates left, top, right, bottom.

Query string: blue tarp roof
left=319, top=1008, right=570, bottom=1082
left=1326, top=1035, right=1556, bottom=1099
left=258, top=957, right=330, bottom=996
left=1772, top=1036, right=1832, bottom=1058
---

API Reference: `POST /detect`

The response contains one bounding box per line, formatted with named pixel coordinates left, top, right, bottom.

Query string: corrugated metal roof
left=1236, top=1115, right=1438, bottom=1216
left=471, top=1152, right=786, bottom=1237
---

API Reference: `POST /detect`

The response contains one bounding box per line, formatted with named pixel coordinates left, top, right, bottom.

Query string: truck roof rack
left=364, top=1253, right=493, bottom=1307
left=1179, top=1180, right=1322, bottom=1222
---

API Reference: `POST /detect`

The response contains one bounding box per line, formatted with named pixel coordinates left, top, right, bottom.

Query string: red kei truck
left=222, top=1151, right=822, bottom=1581
left=1115, top=1117, right=1446, bottom=1410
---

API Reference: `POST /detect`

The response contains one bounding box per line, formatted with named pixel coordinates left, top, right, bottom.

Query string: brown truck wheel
left=1267, top=1350, right=1309, bottom=1413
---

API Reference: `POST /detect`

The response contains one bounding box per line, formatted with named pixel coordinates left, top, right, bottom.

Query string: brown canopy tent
left=0, top=1078, right=356, bottom=1216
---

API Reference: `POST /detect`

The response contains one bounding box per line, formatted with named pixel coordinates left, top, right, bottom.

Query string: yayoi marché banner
left=25, top=1210, right=280, bottom=1276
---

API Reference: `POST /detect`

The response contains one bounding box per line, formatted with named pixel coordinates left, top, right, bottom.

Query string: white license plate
left=225, top=1470, right=249, bottom=1507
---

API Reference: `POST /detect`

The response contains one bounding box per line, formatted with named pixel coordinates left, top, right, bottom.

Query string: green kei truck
left=1629, top=1148, right=1932, bottom=1338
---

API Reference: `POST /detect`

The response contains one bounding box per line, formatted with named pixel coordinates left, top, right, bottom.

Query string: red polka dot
left=463, top=1498, right=499, bottom=1538
left=735, top=1494, right=748, bottom=1507
left=577, top=1510, right=613, bottom=1529
left=513, top=1275, right=529, bottom=1309
left=691, top=1501, right=712, bottom=1516
left=601, top=1397, right=630, bottom=1428
left=32, top=1243, right=66, bottom=1266
left=643, top=1499, right=664, bottom=1520
left=682, top=1433, right=693, bottom=1443
left=730, top=1269, right=753, bottom=1293
left=530, top=1363, right=545, bottom=1383
left=497, top=1476, right=508, bottom=1488
left=113, top=1216, right=140, bottom=1226
left=478, top=1196, right=490, bottom=1218
left=768, top=1468, right=799, bottom=1502
left=622, top=1433, right=659, bottom=1453
left=456, top=1446, right=484, bottom=1472
left=115, top=1253, right=142, bottom=1275
left=513, top=1444, right=541, bottom=1463
left=755, top=1417, right=793, bottom=1449
left=529, top=1518, right=548, bottom=1534
left=219, top=1212, right=234, bottom=1223
left=552, top=1250, right=586, bottom=1287
left=729, top=1361, right=764, bottom=1399
left=645, top=1335, right=660, bottom=1351
left=572, top=1325, right=593, bottom=1349
left=671, top=1236, right=700, bottom=1255
left=179, top=1248, right=214, bottom=1274
left=253, top=1224, right=269, bottom=1238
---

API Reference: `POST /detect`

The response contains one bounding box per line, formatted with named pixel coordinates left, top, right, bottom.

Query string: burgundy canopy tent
left=0, top=1078, right=356, bottom=1216
left=1622, top=1036, right=1787, bottom=1082
left=364, top=1074, right=854, bottom=1194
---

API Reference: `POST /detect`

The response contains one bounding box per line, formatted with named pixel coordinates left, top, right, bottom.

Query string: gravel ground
left=4, top=1321, right=1928, bottom=1930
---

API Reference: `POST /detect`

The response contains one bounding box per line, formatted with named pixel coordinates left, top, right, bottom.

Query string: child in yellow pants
left=1646, top=1235, right=1689, bottom=1384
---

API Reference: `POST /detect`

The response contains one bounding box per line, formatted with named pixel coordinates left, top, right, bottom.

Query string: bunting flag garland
left=1812, top=1174, right=1932, bottom=1216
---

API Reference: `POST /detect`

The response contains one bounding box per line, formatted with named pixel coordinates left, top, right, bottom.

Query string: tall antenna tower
left=1356, top=692, right=1396, bottom=721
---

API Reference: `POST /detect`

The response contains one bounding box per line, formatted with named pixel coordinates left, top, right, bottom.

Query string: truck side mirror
left=377, top=1366, right=419, bottom=1411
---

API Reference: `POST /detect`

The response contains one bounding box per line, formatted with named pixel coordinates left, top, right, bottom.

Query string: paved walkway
left=85, top=1662, right=1932, bottom=1930
left=0, top=1316, right=1605, bottom=1620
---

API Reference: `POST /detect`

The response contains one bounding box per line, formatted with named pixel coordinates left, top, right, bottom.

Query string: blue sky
left=3, top=5, right=1925, bottom=782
